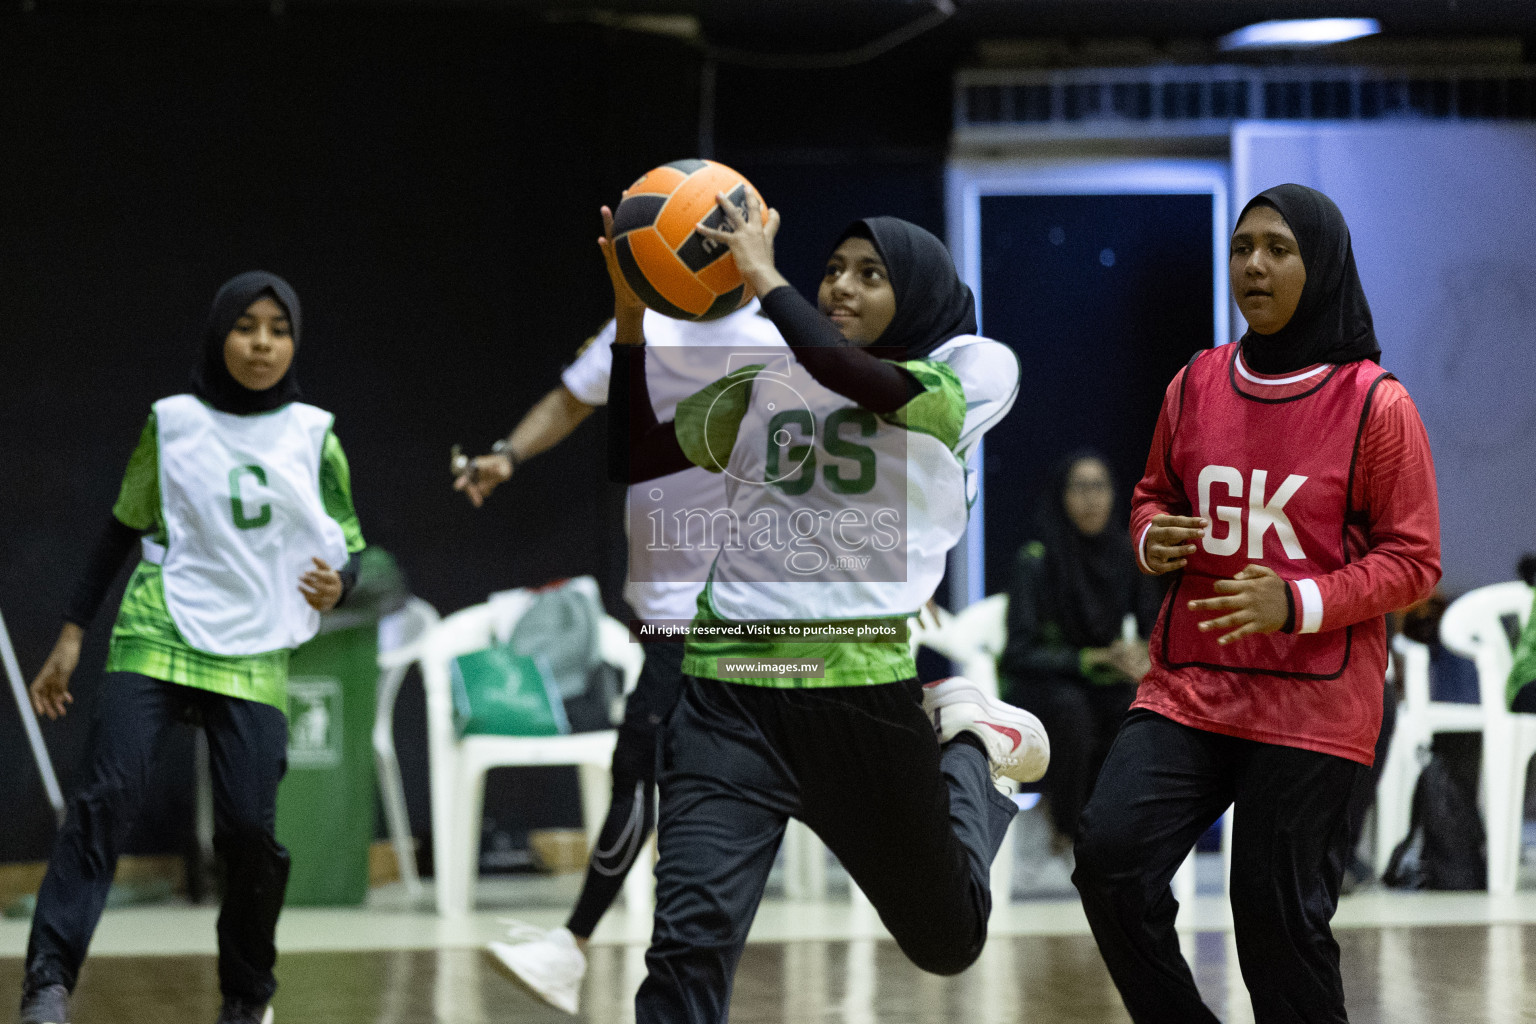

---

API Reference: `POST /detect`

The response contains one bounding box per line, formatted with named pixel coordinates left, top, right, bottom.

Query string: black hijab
left=838, top=217, right=977, bottom=359
left=1035, top=452, right=1135, bottom=649
left=1235, top=184, right=1380, bottom=374
left=190, top=271, right=303, bottom=414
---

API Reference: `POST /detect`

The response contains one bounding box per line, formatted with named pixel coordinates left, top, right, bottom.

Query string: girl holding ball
left=603, top=192, right=1043, bottom=1023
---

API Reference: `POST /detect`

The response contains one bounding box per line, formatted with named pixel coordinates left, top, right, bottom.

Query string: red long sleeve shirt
left=1130, top=348, right=1441, bottom=764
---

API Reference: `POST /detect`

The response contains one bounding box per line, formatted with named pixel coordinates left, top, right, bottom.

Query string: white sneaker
left=922, top=677, right=1050, bottom=783
left=488, top=923, right=586, bottom=1015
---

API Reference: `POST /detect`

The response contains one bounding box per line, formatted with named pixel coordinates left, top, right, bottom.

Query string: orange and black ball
left=611, top=159, right=769, bottom=321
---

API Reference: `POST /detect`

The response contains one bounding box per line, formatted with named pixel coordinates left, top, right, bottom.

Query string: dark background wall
left=976, top=193, right=1214, bottom=586
left=0, top=7, right=953, bottom=862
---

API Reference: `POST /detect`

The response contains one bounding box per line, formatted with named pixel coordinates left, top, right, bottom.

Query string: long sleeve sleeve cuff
left=1287, top=578, right=1323, bottom=634
left=1136, top=522, right=1154, bottom=574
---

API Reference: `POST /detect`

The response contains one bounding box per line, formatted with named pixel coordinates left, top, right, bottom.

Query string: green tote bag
left=450, top=642, right=570, bottom=738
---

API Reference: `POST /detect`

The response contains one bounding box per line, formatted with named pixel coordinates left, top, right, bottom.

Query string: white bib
left=149, top=395, right=350, bottom=655
left=704, top=363, right=949, bottom=623
left=706, top=335, right=1017, bottom=623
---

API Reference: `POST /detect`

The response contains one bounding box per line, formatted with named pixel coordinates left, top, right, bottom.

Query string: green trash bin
left=276, top=549, right=406, bottom=906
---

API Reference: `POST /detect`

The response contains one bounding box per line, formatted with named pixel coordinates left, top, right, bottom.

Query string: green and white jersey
left=105, top=397, right=366, bottom=710
left=675, top=334, right=1019, bottom=686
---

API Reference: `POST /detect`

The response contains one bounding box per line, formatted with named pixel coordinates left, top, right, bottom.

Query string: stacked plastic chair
left=373, top=596, right=443, bottom=899
left=1439, top=581, right=1536, bottom=896
left=415, top=578, right=645, bottom=917
left=1371, top=633, right=1483, bottom=877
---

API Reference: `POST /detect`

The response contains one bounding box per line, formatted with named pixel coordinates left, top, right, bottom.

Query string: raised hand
left=597, top=203, right=649, bottom=326
left=694, top=192, right=785, bottom=297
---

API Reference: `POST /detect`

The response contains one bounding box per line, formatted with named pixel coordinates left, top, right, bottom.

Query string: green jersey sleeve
left=112, top=413, right=162, bottom=534
left=673, top=364, right=764, bottom=473
left=879, top=359, right=966, bottom=452
left=320, top=429, right=366, bottom=553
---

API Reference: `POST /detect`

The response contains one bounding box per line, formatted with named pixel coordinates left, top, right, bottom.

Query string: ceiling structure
left=45, top=2, right=1535, bottom=69
left=554, top=1, right=1536, bottom=69
left=67, top=1, right=1536, bottom=43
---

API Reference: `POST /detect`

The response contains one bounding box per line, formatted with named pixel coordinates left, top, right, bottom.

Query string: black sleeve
left=758, top=286, right=925, bottom=414
left=335, top=551, right=362, bottom=607
left=607, top=344, right=695, bottom=484
left=997, top=549, right=1083, bottom=696
left=63, top=515, right=142, bottom=628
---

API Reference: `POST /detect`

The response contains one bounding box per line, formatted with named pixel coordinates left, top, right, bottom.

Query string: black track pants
left=1072, top=709, right=1365, bottom=1024
left=24, top=673, right=290, bottom=1006
left=566, top=641, right=686, bottom=939
left=635, top=676, right=1017, bottom=1024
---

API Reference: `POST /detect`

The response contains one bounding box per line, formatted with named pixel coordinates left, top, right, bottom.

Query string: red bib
left=1160, top=347, right=1386, bottom=677
left=1135, top=346, right=1393, bottom=764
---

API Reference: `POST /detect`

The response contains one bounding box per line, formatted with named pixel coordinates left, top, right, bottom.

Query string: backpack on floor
left=1382, top=753, right=1487, bottom=890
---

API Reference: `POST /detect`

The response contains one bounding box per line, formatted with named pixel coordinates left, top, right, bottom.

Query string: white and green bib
left=672, top=334, right=1020, bottom=685
left=148, top=394, right=349, bottom=655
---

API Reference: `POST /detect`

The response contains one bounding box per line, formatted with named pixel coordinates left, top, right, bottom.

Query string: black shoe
left=19, top=984, right=69, bottom=1024
left=213, top=1001, right=272, bottom=1024
left=1340, top=854, right=1375, bottom=896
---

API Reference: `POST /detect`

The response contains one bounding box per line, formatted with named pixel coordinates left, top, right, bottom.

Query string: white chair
left=420, top=579, right=644, bottom=917
left=1440, top=581, right=1536, bottom=896
left=374, top=596, right=442, bottom=900
left=914, top=594, right=1009, bottom=695
left=1372, top=634, right=1483, bottom=877
left=780, top=818, right=827, bottom=901
left=912, top=594, right=1017, bottom=903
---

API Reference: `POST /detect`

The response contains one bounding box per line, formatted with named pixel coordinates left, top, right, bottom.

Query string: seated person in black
left=998, top=452, right=1163, bottom=848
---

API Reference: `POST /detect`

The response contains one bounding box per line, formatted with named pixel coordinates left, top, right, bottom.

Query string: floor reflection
left=2, top=926, right=1532, bottom=1023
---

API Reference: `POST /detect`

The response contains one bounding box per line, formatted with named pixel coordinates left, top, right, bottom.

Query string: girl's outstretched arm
left=598, top=203, right=693, bottom=484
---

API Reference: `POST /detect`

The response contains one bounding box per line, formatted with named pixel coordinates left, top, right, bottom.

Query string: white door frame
left=944, top=157, right=1231, bottom=606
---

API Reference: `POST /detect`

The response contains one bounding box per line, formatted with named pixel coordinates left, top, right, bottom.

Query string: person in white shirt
left=452, top=302, right=784, bottom=1016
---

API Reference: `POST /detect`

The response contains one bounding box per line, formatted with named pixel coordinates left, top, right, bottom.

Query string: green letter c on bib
left=229, top=465, right=273, bottom=530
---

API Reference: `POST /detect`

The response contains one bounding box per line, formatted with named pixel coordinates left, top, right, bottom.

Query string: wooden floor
left=5, top=926, right=1533, bottom=1023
